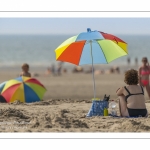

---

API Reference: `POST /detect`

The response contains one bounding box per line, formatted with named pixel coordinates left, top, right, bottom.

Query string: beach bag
left=86, top=98, right=109, bottom=117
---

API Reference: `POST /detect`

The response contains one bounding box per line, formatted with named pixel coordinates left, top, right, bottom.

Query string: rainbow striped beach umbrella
left=1, top=76, right=46, bottom=103
left=55, top=28, right=128, bottom=98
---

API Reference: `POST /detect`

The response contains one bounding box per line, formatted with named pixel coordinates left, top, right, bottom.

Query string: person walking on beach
left=56, top=61, right=64, bottom=76
left=139, top=57, right=150, bottom=98
left=135, top=57, right=138, bottom=66
left=116, top=69, right=147, bottom=117
left=20, top=63, right=31, bottom=77
left=127, top=57, right=131, bottom=66
left=51, top=63, right=56, bottom=76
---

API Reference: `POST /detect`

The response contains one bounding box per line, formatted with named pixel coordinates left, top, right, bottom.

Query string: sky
left=0, top=18, right=150, bottom=35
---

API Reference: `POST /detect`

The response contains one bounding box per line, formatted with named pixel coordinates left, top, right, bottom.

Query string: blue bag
left=87, top=99, right=109, bottom=117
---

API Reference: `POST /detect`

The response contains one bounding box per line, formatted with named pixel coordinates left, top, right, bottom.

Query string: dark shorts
left=127, top=108, right=147, bottom=117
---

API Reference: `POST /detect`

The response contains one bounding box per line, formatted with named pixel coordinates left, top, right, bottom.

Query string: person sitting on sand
left=116, top=69, right=147, bottom=117
left=94, top=69, right=104, bottom=75
left=72, top=66, right=83, bottom=73
left=20, top=63, right=31, bottom=77
left=45, top=67, right=51, bottom=76
left=105, top=67, right=114, bottom=74
left=113, top=66, right=120, bottom=74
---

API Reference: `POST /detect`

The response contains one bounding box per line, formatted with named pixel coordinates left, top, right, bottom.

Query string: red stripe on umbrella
left=2, top=83, right=21, bottom=103
left=25, top=78, right=45, bottom=88
left=100, top=32, right=126, bottom=43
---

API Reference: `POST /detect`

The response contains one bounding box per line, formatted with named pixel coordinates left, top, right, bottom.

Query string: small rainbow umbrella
left=1, top=76, right=46, bottom=103
left=55, top=28, right=128, bottom=99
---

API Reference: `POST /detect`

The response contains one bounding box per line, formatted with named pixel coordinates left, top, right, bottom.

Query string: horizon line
left=0, top=33, right=150, bottom=35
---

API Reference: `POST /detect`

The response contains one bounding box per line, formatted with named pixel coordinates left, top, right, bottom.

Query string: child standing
left=20, top=63, right=31, bottom=77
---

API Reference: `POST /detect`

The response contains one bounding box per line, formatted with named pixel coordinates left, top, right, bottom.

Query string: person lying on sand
left=116, top=69, right=148, bottom=117
left=20, top=63, right=31, bottom=77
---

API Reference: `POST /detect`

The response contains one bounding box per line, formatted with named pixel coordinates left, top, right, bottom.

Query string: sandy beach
left=0, top=66, right=150, bottom=132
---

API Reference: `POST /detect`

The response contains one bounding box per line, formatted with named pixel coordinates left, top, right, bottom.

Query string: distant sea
left=0, top=34, right=150, bottom=68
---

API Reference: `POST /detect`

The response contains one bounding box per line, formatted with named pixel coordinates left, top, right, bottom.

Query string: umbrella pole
left=90, top=41, right=96, bottom=99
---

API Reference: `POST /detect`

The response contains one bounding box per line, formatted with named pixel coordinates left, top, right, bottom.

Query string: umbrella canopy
left=55, top=29, right=127, bottom=65
left=54, top=28, right=128, bottom=99
left=1, top=76, right=46, bottom=103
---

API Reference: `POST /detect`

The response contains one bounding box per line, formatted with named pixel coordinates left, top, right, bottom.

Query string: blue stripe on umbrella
left=79, top=41, right=107, bottom=65
left=24, top=84, right=40, bottom=103
left=15, top=76, right=23, bottom=82
left=76, top=31, right=104, bottom=42
left=0, top=81, right=7, bottom=93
